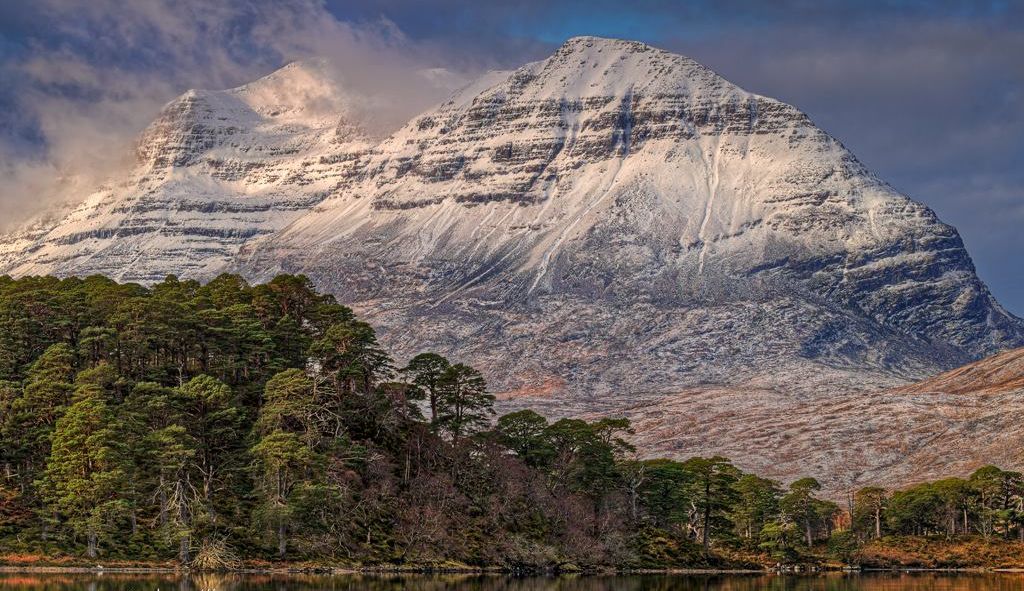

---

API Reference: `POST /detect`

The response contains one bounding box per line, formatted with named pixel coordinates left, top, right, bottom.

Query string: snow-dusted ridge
left=0, top=60, right=374, bottom=283
left=2, top=37, right=1023, bottom=487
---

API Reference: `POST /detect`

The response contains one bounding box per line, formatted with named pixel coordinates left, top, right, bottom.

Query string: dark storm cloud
left=0, top=0, right=285, bottom=227
left=1, top=0, right=1021, bottom=312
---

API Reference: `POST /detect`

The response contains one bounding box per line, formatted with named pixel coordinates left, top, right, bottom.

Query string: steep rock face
left=0, top=61, right=373, bottom=283
left=241, top=37, right=1023, bottom=399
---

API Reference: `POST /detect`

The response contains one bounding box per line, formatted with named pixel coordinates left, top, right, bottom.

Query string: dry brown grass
left=0, top=554, right=75, bottom=566
left=859, top=536, right=1024, bottom=568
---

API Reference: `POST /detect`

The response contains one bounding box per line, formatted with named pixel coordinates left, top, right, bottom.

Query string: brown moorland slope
left=614, top=347, right=1024, bottom=496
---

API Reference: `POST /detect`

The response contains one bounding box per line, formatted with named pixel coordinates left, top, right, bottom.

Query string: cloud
left=0, top=0, right=479, bottom=230
left=245, top=5, right=479, bottom=134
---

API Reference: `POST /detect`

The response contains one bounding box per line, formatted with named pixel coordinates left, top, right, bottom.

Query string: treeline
left=0, top=274, right=1015, bottom=569
left=852, top=468, right=1024, bottom=540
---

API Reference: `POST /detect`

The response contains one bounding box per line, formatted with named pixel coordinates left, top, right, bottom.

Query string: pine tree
left=2, top=343, right=75, bottom=494
left=782, top=477, right=823, bottom=547
left=310, top=321, right=393, bottom=396
left=38, top=381, right=130, bottom=558
left=436, top=363, right=494, bottom=442
left=495, top=410, right=554, bottom=468
left=682, top=456, right=739, bottom=554
left=177, top=375, right=243, bottom=519
left=258, top=369, right=317, bottom=441
left=733, top=474, right=782, bottom=543
left=853, top=486, right=887, bottom=540
left=401, top=353, right=450, bottom=425
left=123, top=382, right=198, bottom=562
left=252, top=370, right=324, bottom=558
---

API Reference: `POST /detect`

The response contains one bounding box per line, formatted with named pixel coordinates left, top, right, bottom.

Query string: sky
left=0, top=0, right=1022, bottom=313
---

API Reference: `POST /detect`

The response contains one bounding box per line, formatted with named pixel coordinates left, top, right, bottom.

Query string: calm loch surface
left=2, top=573, right=1024, bottom=591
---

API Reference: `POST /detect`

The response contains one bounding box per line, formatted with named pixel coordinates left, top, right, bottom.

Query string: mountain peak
left=252, top=35, right=1021, bottom=366
left=497, top=34, right=737, bottom=104
left=229, top=59, right=352, bottom=123
left=559, top=35, right=651, bottom=50
left=553, top=35, right=701, bottom=68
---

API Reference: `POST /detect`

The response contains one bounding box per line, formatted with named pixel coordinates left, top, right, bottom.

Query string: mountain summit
left=1, top=37, right=1022, bottom=486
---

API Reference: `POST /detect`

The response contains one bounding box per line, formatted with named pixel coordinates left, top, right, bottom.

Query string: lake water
left=2, top=572, right=1024, bottom=591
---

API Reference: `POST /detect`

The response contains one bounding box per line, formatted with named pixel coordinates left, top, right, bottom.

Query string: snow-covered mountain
left=2, top=37, right=1023, bottom=486
left=237, top=37, right=1023, bottom=396
left=0, top=60, right=374, bottom=282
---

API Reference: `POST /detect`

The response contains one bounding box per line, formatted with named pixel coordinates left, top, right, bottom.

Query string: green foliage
left=435, top=363, right=493, bottom=442
left=733, top=474, right=782, bottom=545
left=827, top=529, right=859, bottom=563
left=258, top=369, right=316, bottom=436
left=37, top=379, right=130, bottom=558
left=629, top=526, right=708, bottom=568
left=250, top=430, right=325, bottom=557
left=310, top=320, right=393, bottom=396
left=638, top=459, right=691, bottom=527
left=2, top=343, right=76, bottom=490
left=881, top=468, right=1024, bottom=541
left=122, top=381, right=198, bottom=560
left=547, top=418, right=623, bottom=500
left=759, top=519, right=801, bottom=561
left=401, top=352, right=450, bottom=424
left=495, top=410, right=555, bottom=468
left=781, top=477, right=826, bottom=547
left=682, top=456, right=740, bottom=553
left=969, top=466, right=1023, bottom=538
left=177, top=374, right=245, bottom=518
left=3, top=273, right=1016, bottom=569
left=852, top=486, right=887, bottom=540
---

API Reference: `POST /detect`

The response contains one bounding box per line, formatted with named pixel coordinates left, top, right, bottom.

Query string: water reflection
left=1, top=573, right=1023, bottom=591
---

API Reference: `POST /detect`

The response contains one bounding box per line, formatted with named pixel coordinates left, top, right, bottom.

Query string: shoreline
left=5, top=565, right=1024, bottom=576
left=0, top=565, right=766, bottom=575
